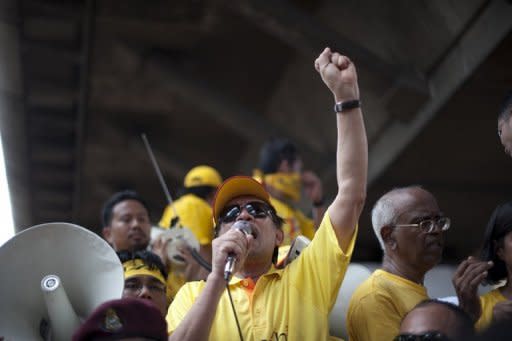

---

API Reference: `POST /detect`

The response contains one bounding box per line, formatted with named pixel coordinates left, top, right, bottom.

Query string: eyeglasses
left=393, top=217, right=451, bottom=233
left=123, top=279, right=166, bottom=295
left=219, top=201, right=272, bottom=223
left=394, top=332, right=452, bottom=341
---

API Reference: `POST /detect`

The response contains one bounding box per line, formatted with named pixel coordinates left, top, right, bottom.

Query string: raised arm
left=315, top=48, right=367, bottom=252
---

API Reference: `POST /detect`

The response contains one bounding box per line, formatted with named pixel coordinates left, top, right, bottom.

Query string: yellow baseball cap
left=212, top=176, right=271, bottom=225
left=184, top=165, right=222, bottom=188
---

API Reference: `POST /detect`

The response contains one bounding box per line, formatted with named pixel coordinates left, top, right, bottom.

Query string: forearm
left=330, top=107, right=368, bottom=250
left=169, top=273, right=225, bottom=341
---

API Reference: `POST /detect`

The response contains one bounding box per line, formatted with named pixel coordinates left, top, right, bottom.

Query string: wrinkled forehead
left=394, top=189, right=441, bottom=220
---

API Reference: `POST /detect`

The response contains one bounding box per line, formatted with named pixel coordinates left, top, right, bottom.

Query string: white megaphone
left=150, top=225, right=200, bottom=265
left=0, top=222, right=124, bottom=340
left=329, top=263, right=372, bottom=339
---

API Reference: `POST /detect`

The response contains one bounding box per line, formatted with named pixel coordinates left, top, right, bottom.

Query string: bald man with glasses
left=347, top=186, right=450, bottom=341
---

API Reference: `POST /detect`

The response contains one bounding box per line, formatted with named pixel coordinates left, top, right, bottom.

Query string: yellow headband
left=122, top=259, right=166, bottom=285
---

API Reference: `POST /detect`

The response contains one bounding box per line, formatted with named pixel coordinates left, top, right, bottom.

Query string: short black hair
left=403, top=299, right=474, bottom=340
left=101, top=190, right=150, bottom=227
left=259, top=138, right=298, bottom=174
left=117, top=250, right=168, bottom=281
left=498, top=91, right=512, bottom=122
left=480, top=201, right=512, bottom=284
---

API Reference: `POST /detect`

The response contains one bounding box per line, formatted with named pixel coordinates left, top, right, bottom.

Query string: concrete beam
left=145, top=52, right=330, bottom=169
left=232, top=0, right=427, bottom=94
left=367, top=0, right=512, bottom=185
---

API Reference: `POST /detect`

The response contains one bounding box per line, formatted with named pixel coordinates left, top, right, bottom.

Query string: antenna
left=141, top=133, right=180, bottom=226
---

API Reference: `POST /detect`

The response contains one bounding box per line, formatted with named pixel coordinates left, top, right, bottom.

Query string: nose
left=138, top=285, right=153, bottom=300
left=236, top=207, right=255, bottom=221
left=130, top=218, right=141, bottom=229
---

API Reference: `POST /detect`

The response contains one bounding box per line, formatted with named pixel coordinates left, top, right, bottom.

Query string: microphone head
left=232, top=221, right=252, bottom=236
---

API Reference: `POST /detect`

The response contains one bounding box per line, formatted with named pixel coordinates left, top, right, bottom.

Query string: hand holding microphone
left=224, top=221, right=253, bottom=281
left=211, top=220, right=253, bottom=282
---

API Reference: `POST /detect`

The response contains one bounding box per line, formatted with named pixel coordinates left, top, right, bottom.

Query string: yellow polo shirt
left=347, top=269, right=428, bottom=341
left=159, top=193, right=214, bottom=245
left=270, top=196, right=316, bottom=245
left=167, top=212, right=356, bottom=340
left=476, top=288, right=507, bottom=330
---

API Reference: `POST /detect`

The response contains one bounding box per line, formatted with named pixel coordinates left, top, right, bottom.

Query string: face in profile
left=387, top=189, right=446, bottom=271
left=498, top=117, right=512, bottom=157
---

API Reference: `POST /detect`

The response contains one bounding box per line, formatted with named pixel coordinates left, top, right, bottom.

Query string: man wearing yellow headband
left=118, top=250, right=169, bottom=317
left=255, top=138, right=325, bottom=246
left=166, top=48, right=367, bottom=340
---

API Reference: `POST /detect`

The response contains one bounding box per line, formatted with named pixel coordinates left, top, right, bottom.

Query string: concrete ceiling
left=1, top=0, right=512, bottom=263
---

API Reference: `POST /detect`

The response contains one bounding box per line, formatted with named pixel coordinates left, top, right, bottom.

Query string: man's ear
left=381, top=225, right=396, bottom=250
left=275, top=228, right=284, bottom=247
left=102, top=226, right=113, bottom=244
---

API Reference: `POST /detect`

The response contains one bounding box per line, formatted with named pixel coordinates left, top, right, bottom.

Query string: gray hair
left=371, top=196, right=398, bottom=250
left=371, top=186, right=425, bottom=251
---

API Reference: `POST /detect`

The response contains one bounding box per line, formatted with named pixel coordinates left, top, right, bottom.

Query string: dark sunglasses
left=394, top=332, right=452, bottom=341
left=219, top=201, right=272, bottom=223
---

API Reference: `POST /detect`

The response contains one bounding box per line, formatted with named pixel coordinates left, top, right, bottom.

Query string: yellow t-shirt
left=165, top=271, right=186, bottom=303
left=347, top=269, right=428, bottom=341
left=270, top=196, right=316, bottom=245
left=158, top=193, right=214, bottom=245
left=166, top=213, right=357, bottom=340
left=476, top=287, right=507, bottom=330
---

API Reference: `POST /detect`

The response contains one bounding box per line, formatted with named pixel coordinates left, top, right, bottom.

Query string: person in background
left=255, top=137, right=325, bottom=246
left=453, top=201, right=512, bottom=330
left=155, top=165, right=222, bottom=299
left=102, top=190, right=151, bottom=252
left=118, top=250, right=169, bottom=317
left=395, top=299, right=474, bottom=341
left=497, top=92, right=512, bottom=157
left=347, top=186, right=450, bottom=341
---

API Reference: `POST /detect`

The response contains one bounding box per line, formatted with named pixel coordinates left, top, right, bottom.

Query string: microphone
left=224, top=221, right=252, bottom=281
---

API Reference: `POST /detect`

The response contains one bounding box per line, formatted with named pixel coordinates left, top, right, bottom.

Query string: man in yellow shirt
left=347, top=186, right=451, bottom=341
left=166, top=48, right=368, bottom=340
left=157, top=165, right=222, bottom=300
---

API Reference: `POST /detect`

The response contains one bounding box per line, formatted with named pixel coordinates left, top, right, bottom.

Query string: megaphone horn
left=0, top=222, right=124, bottom=340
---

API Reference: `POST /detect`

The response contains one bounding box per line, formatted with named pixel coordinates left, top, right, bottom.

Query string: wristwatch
left=334, top=99, right=361, bottom=113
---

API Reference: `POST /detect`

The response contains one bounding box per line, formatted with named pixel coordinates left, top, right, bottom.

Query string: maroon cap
left=73, top=298, right=167, bottom=341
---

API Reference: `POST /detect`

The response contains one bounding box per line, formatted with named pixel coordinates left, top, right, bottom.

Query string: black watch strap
left=334, top=99, right=361, bottom=113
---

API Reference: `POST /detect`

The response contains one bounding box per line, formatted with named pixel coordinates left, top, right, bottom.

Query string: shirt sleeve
left=286, top=212, right=357, bottom=312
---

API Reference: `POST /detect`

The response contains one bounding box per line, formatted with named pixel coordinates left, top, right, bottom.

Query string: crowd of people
left=73, top=48, right=512, bottom=340
left=4, top=47, right=512, bottom=340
